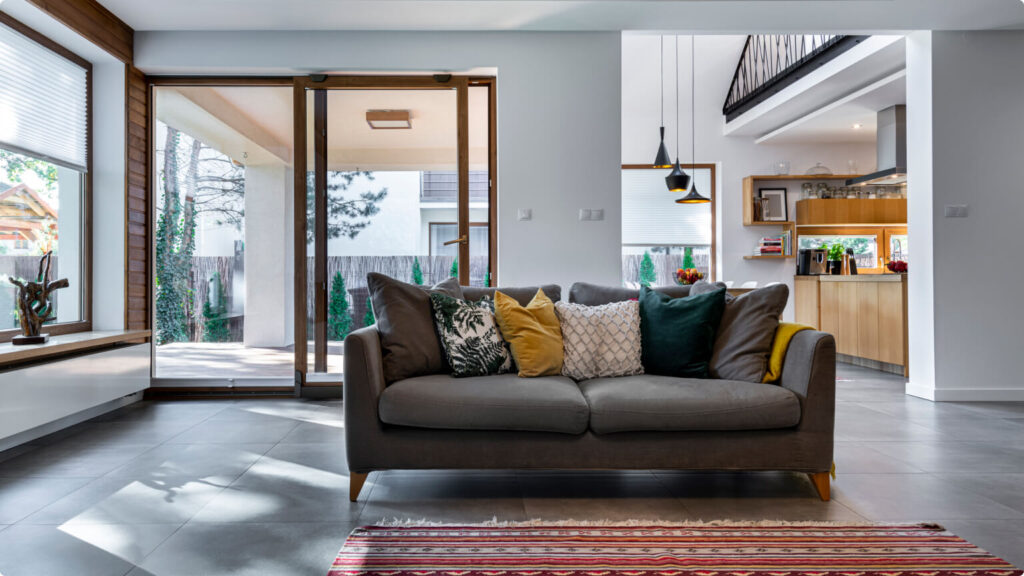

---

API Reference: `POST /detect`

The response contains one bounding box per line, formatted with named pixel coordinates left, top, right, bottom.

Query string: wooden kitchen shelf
left=742, top=174, right=863, bottom=226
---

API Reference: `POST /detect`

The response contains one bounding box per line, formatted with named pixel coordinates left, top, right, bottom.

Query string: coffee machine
left=797, top=249, right=828, bottom=275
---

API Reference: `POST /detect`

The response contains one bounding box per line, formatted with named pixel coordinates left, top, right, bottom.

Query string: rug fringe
left=369, top=518, right=943, bottom=530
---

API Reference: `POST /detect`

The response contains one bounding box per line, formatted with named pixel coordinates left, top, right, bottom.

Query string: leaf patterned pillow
left=430, top=293, right=513, bottom=377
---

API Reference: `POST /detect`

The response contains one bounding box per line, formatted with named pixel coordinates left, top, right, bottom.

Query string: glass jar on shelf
left=817, top=182, right=831, bottom=199
left=802, top=182, right=815, bottom=200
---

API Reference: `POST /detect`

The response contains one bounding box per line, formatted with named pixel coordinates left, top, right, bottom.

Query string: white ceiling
left=96, top=0, right=1024, bottom=32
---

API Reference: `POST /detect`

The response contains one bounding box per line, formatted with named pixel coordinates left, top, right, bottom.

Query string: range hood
left=847, top=105, right=906, bottom=187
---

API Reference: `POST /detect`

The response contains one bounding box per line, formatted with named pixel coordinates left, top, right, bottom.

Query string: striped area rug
left=328, top=522, right=1021, bottom=576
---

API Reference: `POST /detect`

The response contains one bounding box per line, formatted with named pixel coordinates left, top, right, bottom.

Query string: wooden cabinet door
left=857, top=281, right=880, bottom=362
left=794, top=277, right=819, bottom=329
left=877, top=280, right=906, bottom=366
left=818, top=281, right=839, bottom=348
left=835, top=282, right=860, bottom=357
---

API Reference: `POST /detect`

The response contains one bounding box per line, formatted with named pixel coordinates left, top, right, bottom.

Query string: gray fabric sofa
left=344, top=283, right=836, bottom=502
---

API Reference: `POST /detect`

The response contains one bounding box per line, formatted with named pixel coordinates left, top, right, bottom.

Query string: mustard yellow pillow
left=763, top=322, right=813, bottom=383
left=493, top=289, right=564, bottom=377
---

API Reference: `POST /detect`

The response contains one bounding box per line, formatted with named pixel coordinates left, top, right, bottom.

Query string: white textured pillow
left=555, top=300, right=643, bottom=381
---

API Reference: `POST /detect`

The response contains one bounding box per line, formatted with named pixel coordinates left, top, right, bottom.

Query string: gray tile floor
left=1, top=364, right=1023, bottom=575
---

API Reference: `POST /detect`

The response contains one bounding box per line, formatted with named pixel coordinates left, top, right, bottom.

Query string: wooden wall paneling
left=126, top=66, right=149, bottom=331
left=25, top=0, right=133, bottom=63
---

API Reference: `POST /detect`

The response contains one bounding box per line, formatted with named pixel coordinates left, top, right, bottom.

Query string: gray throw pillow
left=366, top=273, right=464, bottom=383
left=690, top=281, right=789, bottom=383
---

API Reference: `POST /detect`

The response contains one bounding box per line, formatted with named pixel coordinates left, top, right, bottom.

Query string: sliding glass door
left=151, top=82, right=295, bottom=385
left=295, top=76, right=495, bottom=384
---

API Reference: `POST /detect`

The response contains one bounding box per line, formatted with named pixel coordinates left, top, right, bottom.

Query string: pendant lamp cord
left=660, top=36, right=664, bottom=127
left=691, top=35, right=696, bottom=172
left=675, top=35, right=680, bottom=160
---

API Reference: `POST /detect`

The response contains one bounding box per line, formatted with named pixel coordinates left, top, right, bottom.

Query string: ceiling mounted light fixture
left=665, top=36, right=691, bottom=193
left=366, top=109, right=411, bottom=129
left=676, top=35, right=710, bottom=204
left=653, top=36, right=672, bottom=168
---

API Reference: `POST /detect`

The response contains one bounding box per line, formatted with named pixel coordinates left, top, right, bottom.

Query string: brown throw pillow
left=366, top=273, right=463, bottom=383
left=690, top=281, right=789, bottom=383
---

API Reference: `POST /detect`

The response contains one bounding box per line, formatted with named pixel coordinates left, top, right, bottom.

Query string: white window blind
left=621, top=168, right=712, bottom=246
left=0, top=22, right=88, bottom=171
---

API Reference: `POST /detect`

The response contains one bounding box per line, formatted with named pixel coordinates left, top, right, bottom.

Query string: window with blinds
left=0, top=21, right=89, bottom=171
left=621, top=167, right=712, bottom=246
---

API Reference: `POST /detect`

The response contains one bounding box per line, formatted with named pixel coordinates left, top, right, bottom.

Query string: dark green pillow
left=639, top=285, right=727, bottom=378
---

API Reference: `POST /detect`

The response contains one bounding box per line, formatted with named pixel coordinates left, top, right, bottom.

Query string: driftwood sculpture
left=9, top=251, right=69, bottom=345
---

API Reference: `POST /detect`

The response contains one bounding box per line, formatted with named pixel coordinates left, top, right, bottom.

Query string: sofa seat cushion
left=379, top=374, right=589, bottom=434
left=578, top=375, right=800, bottom=434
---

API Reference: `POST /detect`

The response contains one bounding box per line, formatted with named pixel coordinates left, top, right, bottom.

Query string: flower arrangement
left=886, top=260, right=908, bottom=274
left=675, top=268, right=704, bottom=285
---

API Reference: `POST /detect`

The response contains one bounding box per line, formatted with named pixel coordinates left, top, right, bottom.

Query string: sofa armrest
left=779, top=330, right=836, bottom=434
left=344, top=326, right=387, bottom=472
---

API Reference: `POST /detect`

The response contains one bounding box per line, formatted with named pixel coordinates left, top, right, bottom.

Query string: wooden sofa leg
left=808, top=472, right=830, bottom=501
left=350, top=472, right=369, bottom=502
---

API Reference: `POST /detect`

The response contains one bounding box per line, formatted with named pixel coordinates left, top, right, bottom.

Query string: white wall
left=906, top=31, right=1024, bottom=401
left=622, top=35, right=876, bottom=319
left=91, top=61, right=127, bottom=331
left=135, top=31, right=623, bottom=291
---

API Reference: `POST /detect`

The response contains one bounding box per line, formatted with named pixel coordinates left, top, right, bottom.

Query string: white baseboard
left=905, top=383, right=1024, bottom=402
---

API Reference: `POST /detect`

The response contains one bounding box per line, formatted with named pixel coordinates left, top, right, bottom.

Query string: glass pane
left=467, top=84, right=491, bottom=287
left=890, top=234, right=908, bottom=263
left=621, top=246, right=711, bottom=288
left=153, top=86, right=294, bottom=380
left=798, top=234, right=879, bottom=269
left=306, top=89, right=317, bottom=373
left=0, top=147, right=83, bottom=329
left=323, top=88, right=458, bottom=374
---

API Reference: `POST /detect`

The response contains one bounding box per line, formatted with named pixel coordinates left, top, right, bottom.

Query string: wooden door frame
left=293, top=74, right=498, bottom=382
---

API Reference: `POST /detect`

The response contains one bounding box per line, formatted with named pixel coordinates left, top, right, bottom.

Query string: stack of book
left=753, top=231, right=792, bottom=256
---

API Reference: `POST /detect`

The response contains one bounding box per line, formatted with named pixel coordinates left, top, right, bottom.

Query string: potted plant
left=675, top=268, right=704, bottom=285
left=826, top=242, right=845, bottom=275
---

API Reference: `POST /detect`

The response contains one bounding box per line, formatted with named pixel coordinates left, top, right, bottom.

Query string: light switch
left=944, top=205, right=969, bottom=218
left=591, top=208, right=604, bottom=221
left=579, top=209, right=592, bottom=221
left=517, top=208, right=532, bottom=221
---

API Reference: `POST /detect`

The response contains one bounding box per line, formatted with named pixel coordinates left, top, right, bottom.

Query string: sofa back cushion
left=639, top=285, right=726, bottom=378
left=691, top=281, right=789, bottom=383
left=555, top=300, right=643, bottom=381
left=569, top=282, right=691, bottom=306
left=366, top=273, right=463, bottom=383
left=463, top=284, right=561, bottom=306
left=493, top=289, right=564, bottom=377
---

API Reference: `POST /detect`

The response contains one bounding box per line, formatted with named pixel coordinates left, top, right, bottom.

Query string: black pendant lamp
left=675, top=35, right=710, bottom=204
left=653, top=36, right=672, bottom=168
left=666, top=36, right=691, bottom=193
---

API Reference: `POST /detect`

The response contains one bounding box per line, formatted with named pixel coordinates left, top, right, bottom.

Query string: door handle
left=443, top=235, right=468, bottom=246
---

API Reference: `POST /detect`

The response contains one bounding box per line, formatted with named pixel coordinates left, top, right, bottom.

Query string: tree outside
left=363, top=297, right=375, bottom=327
left=328, top=271, right=353, bottom=341
left=411, top=257, right=424, bottom=285
left=201, top=271, right=230, bottom=342
left=449, top=258, right=458, bottom=279
left=639, top=251, right=657, bottom=287
left=683, top=247, right=696, bottom=270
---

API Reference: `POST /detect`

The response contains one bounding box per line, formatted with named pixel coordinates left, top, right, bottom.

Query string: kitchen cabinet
left=795, top=274, right=907, bottom=376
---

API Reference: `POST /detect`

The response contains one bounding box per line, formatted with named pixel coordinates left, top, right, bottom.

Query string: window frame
left=621, top=163, right=717, bottom=281
left=0, top=14, right=92, bottom=343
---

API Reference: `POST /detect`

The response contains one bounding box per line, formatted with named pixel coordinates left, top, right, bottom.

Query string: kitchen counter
left=795, top=274, right=908, bottom=376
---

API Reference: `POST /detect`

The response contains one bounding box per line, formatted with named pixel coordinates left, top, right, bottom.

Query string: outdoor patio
left=154, top=343, right=344, bottom=379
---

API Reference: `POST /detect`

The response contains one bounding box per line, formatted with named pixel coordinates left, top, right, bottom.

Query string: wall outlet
left=517, top=208, right=532, bottom=221
left=944, top=205, right=969, bottom=218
